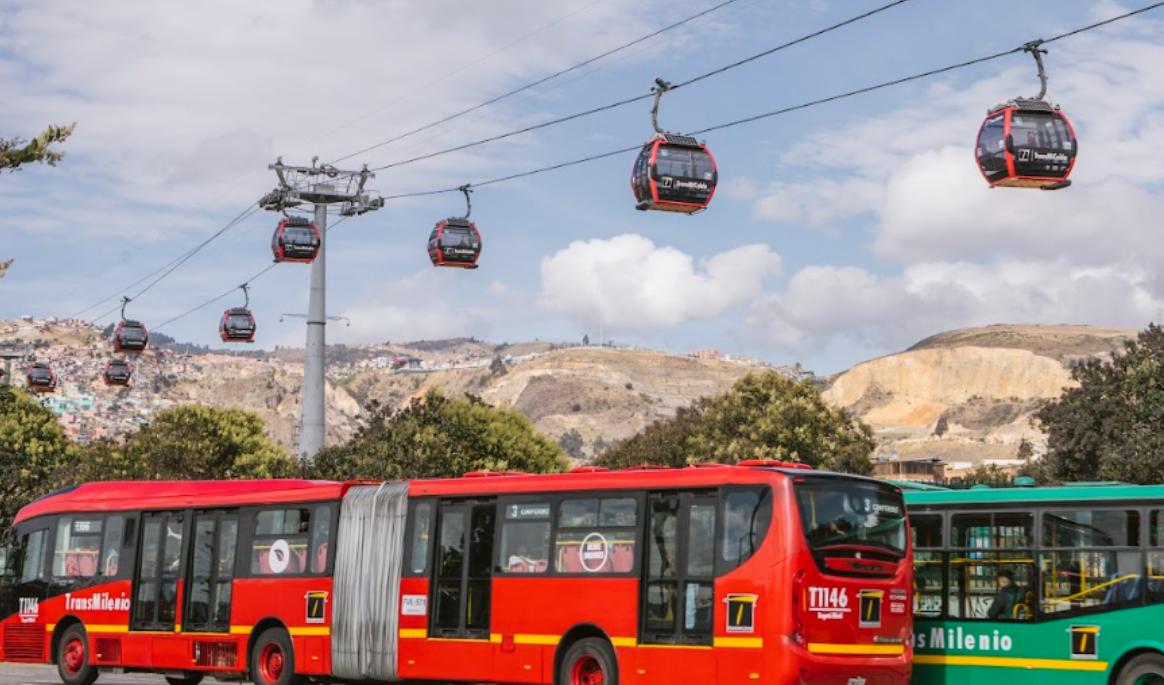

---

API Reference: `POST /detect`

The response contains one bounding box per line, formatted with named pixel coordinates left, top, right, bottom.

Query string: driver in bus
left=987, top=569, right=1025, bottom=620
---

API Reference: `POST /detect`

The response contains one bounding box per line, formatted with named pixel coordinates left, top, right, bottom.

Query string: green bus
left=902, top=480, right=1164, bottom=685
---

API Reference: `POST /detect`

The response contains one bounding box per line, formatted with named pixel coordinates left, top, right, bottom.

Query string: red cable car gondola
left=220, top=284, right=257, bottom=343
left=114, top=298, right=149, bottom=353
left=27, top=362, right=57, bottom=393
left=103, top=358, right=132, bottom=387
left=631, top=78, right=718, bottom=213
left=271, top=216, right=322, bottom=263
left=976, top=42, right=1077, bottom=190
left=428, top=185, right=481, bottom=269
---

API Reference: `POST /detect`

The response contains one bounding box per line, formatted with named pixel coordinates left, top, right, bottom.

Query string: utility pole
left=0, top=345, right=27, bottom=387
left=260, top=158, right=382, bottom=462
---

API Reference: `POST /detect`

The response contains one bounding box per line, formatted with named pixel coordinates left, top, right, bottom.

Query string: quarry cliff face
left=821, top=325, right=1137, bottom=465
left=823, top=347, right=1075, bottom=428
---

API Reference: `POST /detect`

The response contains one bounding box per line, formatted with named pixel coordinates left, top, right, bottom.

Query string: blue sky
left=3, top=0, right=1163, bottom=374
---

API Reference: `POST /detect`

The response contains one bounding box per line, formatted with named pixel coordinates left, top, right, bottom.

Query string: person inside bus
left=987, top=569, right=1026, bottom=620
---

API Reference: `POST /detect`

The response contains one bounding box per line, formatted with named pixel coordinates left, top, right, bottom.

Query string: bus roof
left=14, top=479, right=345, bottom=525
left=904, top=481, right=1164, bottom=507
left=13, top=465, right=892, bottom=526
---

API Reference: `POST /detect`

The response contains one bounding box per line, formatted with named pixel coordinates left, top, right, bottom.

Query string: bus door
left=132, top=512, right=186, bottom=635
left=425, top=499, right=495, bottom=680
left=182, top=511, right=238, bottom=634
left=639, top=491, right=717, bottom=682
left=1, top=523, right=52, bottom=644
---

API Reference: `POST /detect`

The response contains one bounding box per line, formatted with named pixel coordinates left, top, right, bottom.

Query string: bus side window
left=310, top=505, right=331, bottom=573
left=251, top=508, right=311, bottom=575
left=20, top=530, right=49, bottom=585
left=1149, top=510, right=1164, bottom=604
left=101, top=516, right=125, bottom=577
left=1042, top=508, right=1142, bottom=618
left=718, top=487, right=772, bottom=575
left=53, top=516, right=104, bottom=580
left=910, top=514, right=943, bottom=618
left=497, top=500, right=552, bottom=574
left=408, top=502, right=433, bottom=575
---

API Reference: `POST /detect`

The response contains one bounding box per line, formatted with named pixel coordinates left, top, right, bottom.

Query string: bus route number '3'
left=808, top=587, right=850, bottom=620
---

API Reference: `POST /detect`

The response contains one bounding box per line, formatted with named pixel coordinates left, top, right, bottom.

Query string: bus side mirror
left=1005, top=134, right=1015, bottom=154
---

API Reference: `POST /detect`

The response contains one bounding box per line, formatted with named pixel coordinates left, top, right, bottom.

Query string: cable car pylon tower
left=259, top=158, right=383, bottom=462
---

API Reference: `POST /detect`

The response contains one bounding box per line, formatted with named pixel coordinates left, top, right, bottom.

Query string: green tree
left=304, top=389, right=568, bottom=481
left=598, top=372, right=875, bottom=475
left=688, top=372, right=875, bottom=474
left=558, top=429, right=585, bottom=461
left=596, top=401, right=709, bottom=469
left=1036, top=325, right=1164, bottom=484
left=933, top=416, right=949, bottom=438
left=1, top=124, right=75, bottom=172
left=79, top=405, right=294, bottom=481
left=0, top=386, right=76, bottom=525
left=0, top=259, right=12, bottom=278
left=1016, top=438, right=1034, bottom=462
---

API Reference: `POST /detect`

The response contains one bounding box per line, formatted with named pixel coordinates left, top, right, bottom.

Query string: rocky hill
left=3, top=318, right=1140, bottom=467
left=823, top=324, right=1137, bottom=466
left=0, top=319, right=765, bottom=459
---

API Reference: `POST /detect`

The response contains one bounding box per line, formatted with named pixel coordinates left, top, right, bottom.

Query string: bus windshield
left=794, top=479, right=907, bottom=556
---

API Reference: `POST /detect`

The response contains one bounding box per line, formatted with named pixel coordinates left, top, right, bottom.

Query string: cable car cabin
left=632, top=133, right=718, bottom=213
left=103, top=358, right=131, bottom=387
left=976, top=98, right=1077, bottom=190
left=26, top=363, right=56, bottom=393
left=220, top=307, right=257, bottom=343
left=271, top=216, right=322, bottom=263
left=427, top=218, right=481, bottom=269
left=113, top=320, right=149, bottom=353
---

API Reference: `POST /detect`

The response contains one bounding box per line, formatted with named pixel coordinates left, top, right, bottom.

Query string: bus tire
left=56, top=624, right=98, bottom=685
left=559, top=637, right=618, bottom=685
left=165, top=675, right=204, bottom=685
left=251, top=628, right=295, bottom=685
left=1117, top=652, right=1164, bottom=685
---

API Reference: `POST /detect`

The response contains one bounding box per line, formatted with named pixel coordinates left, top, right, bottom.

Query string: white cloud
left=0, top=0, right=669, bottom=233
left=749, top=259, right=1162, bottom=355
left=538, top=234, right=781, bottom=333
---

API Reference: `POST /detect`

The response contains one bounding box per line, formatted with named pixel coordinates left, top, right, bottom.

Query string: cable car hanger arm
left=1022, top=40, right=1049, bottom=101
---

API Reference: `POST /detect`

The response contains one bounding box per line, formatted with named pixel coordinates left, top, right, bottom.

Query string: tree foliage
left=558, top=429, right=585, bottom=461
left=597, top=372, right=875, bottom=475
left=0, top=387, right=76, bottom=525
left=74, top=405, right=293, bottom=482
left=0, top=259, right=12, bottom=279
left=1, top=124, right=75, bottom=172
left=1036, top=325, right=1164, bottom=484
left=304, top=389, right=568, bottom=481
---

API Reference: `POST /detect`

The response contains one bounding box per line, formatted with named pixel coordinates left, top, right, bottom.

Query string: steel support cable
left=362, top=2, right=1164, bottom=203
left=365, top=0, right=914, bottom=173
left=136, top=0, right=1164, bottom=329
left=152, top=217, right=349, bottom=331
left=291, top=0, right=613, bottom=160
left=328, top=0, right=751, bottom=166
left=69, top=204, right=261, bottom=320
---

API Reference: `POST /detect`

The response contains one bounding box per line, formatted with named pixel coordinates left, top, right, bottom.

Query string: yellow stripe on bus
left=714, top=637, right=763, bottom=649
left=914, top=654, right=1109, bottom=672
left=399, top=628, right=428, bottom=639
left=807, top=643, right=905, bottom=656
left=288, top=627, right=330, bottom=637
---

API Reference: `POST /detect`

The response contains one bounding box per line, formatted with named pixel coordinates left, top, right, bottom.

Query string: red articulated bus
left=0, top=462, right=912, bottom=685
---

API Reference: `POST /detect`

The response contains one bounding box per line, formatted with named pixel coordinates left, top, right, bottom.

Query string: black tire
left=559, top=637, right=618, bottom=685
left=166, top=675, right=204, bottom=685
left=1118, top=653, right=1164, bottom=685
left=251, top=628, right=296, bottom=685
left=56, top=624, right=98, bottom=685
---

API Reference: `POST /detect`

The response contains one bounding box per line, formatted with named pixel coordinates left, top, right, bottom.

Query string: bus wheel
left=560, top=637, right=618, bottom=685
left=1118, top=653, right=1164, bottom=685
left=57, top=625, right=98, bottom=685
left=251, top=628, right=295, bottom=685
